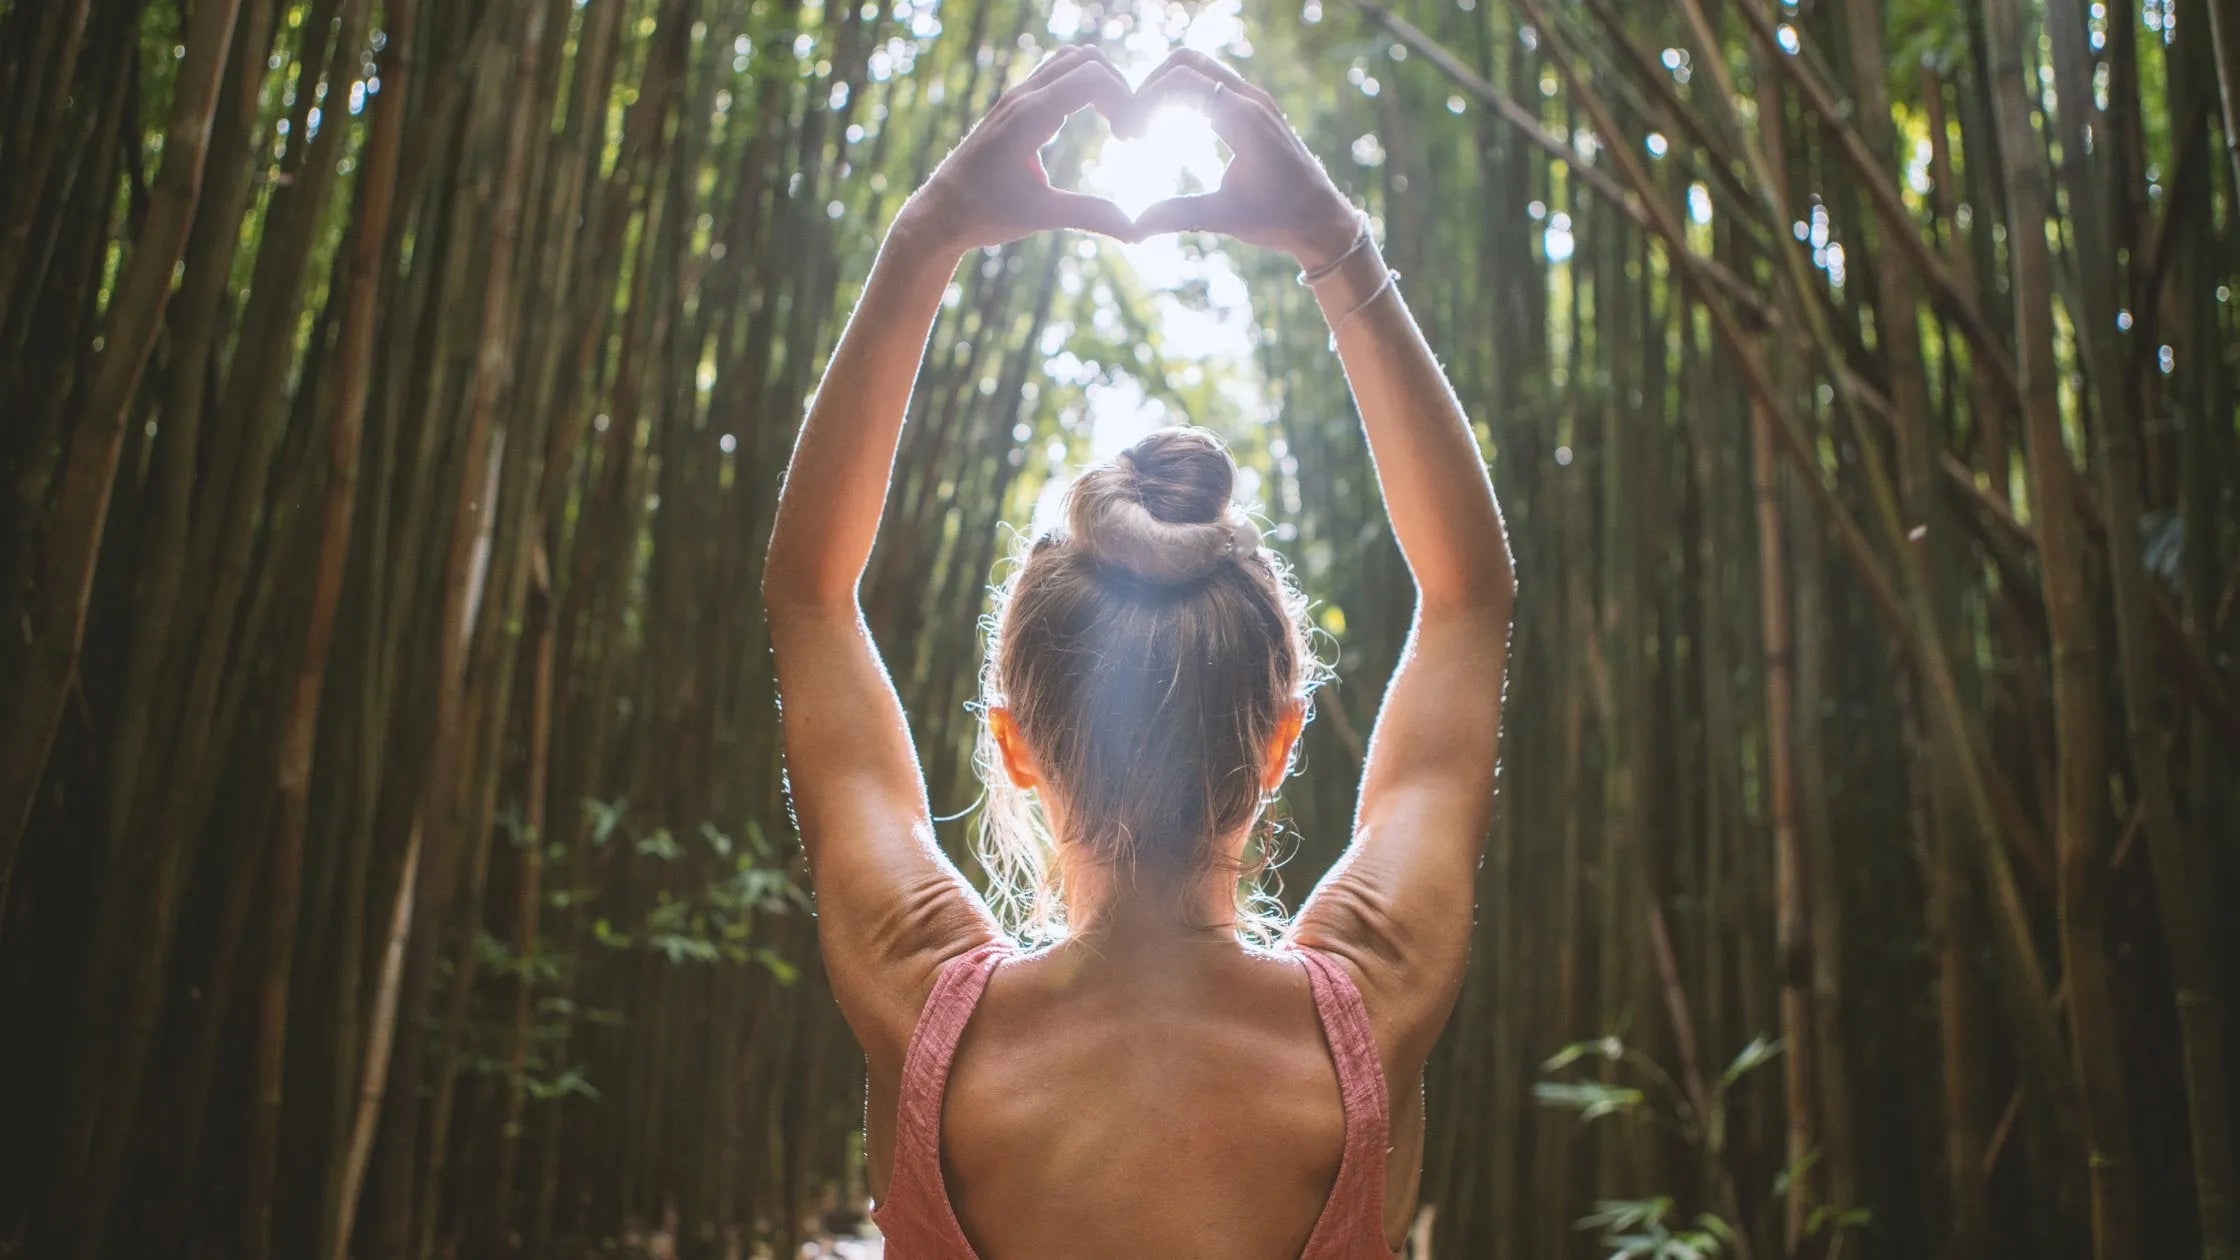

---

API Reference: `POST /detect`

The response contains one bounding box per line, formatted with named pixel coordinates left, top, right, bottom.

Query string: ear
left=1259, top=698, right=1306, bottom=793
left=988, top=706, right=1041, bottom=791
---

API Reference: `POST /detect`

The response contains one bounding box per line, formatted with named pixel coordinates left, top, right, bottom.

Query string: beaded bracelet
left=1296, top=212, right=1373, bottom=286
left=1325, top=268, right=1400, bottom=349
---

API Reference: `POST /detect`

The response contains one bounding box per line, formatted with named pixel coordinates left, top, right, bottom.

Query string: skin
left=764, top=46, right=1515, bottom=1257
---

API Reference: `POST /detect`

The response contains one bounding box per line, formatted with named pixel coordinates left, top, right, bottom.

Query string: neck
left=1058, top=860, right=1242, bottom=952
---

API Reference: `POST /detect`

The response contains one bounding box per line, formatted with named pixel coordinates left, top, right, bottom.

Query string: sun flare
left=1081, top=105, right=1226, bottom=222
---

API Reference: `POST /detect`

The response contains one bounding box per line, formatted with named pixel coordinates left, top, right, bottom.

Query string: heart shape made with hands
left=945, top=47, right=1349, bottom=258
left=1082, top=103, right=1227, bottom=224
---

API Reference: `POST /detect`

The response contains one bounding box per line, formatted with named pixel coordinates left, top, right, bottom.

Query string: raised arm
left=762, top=46, right=1134, bottom=1067
left=1135, top=53, right=1517, bottom=1064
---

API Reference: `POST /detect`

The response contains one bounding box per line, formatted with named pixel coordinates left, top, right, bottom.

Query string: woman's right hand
left=900, top=46, right=1138, bottom=253
left=1127, top=51, right=1363, bottom=271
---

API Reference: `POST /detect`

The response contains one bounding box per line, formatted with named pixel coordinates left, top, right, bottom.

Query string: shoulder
left=831, top=918, right=1010, bottom=1080
left=1286, top=879, right=1468, bottom=1084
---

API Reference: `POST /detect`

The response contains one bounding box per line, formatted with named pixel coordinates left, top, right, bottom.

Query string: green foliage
left=574, top=797, right=807, bottom=977
left=1719, top=1035, right=1782, bottom=1090
left=1539, top=1033, right=1823, bottom=1256
left=1576, top=1197, right=1740, bottom=1260
left=1530, top=1078, right=1647, bottom=1122
left=1885, top=0, right=1971, bottom=76
left=1537, top=1035, right=1697, bottom=1131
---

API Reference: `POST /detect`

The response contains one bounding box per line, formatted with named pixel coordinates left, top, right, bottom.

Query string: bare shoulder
left=1288, top=848, right=1474, bottom=1076
left=828, top=902, right=1005, bottom=1082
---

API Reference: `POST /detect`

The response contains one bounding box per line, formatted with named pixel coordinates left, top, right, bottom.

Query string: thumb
left=1129, top=191, right=1238, bottom=238
left=1039, top=189, right=1138, bottom=241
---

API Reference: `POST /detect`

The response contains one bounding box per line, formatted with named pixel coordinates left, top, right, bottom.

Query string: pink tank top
left=870, top=940, right=1399, bottom=1259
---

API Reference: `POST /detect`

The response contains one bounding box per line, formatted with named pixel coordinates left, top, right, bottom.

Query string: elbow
left=761, top=499, right=829, bottom=612
left=1413, top=508, right=1516, bottom=618
left=763, top=580, right=857, bottom=628
left=761, top=539, right=855, bottom=620
left=1483, top=542, right=1519, bottom=620
left=759, top=526, right=792, bottom=604
left=1490, top=549, right=1518, bottom=611
left=1421, top=557, right=1516, bottom=622
left=1492, top=523, right=1518, bottom=603
left=759, top=555, right=804, bottom=619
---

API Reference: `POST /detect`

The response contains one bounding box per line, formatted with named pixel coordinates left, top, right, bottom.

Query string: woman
left=764, top=44, right=1515, bottom=1259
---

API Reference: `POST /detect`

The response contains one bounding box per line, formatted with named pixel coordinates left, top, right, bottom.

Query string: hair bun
left=1066, top=426, right=1260, bottom=586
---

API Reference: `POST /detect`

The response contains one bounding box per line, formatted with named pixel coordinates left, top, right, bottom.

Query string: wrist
left=1306, top=237, right=1391, bottom=327
left=1291, top=200, right=1366, bottom=273
left=889, top=192, right=972, bottom=268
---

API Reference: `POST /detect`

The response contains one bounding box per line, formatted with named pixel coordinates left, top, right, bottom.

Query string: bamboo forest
left=2, top=0, right=2237, bottom=1255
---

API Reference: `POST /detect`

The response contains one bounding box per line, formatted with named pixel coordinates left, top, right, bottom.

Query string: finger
left=1003, top=57, right=1135, bottom=143
left=1036, top=189, right=1138, bottom=241
left=987, top=45, right=1092, bottom=123
left=1016, top=43, right=1093, bottom=94
left=1031, top=45, right=1129, bottom=119
left=1191, top=49, right=1283, bottom=111
left=1128, top=63, right=1265, bottom=147
left=1130, top=191, right=1242, bottom=238
left=1065, top=46, right=1142, bottom=133
left=1130, top=64, right=1233, bottom=127
left=1140, top=48, right=1282, bottom=116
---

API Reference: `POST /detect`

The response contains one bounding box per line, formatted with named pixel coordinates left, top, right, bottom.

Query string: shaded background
left=1, top=0, right=2237, bottom=1256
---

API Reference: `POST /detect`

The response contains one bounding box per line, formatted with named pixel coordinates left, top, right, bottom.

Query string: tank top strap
left=1293, top=944, right=1395, bottom=1257
left=885, top=938, right=1013, bottom=1235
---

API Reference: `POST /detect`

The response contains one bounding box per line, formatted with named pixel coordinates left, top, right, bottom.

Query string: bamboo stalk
left=246, top=3, right=420, bottom=1255
left=1980, top=0, right=2140, bottom=1255
left=2045, top=3, right=2237, bottom=1253
left=0, top=0, right=247, bottom=910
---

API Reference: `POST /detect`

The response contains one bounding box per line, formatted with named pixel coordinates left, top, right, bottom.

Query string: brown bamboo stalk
left=1751, top=380, right=1818, bottom=1250
left=488, top=541, right=557, bottom=1253
left=366, top=0, right=551, bottom=1247
left=245, top=2, right=420, bottom=1255
left=2045, top=2, right=2237, bottom=1252
left=0, top=0, right=246, bottom=908
left=144, top=0, right=370, bottom=858
left=1496, top=13, right=2092, bottom=1238
left=1737, top=27, right=1822, bottom=1244
left=1980, top=0, right=2141, bottom=1255
left=1646, top=901, right=1755, bottom=1260
left=45, top=8, right=369, bottom=1252
left=1724, top=0, right=2022, bottom=414
left=98, top=0, right=279, bottom=915
left=0, top=0, right=92, bottom=320
left=329, top=826, right=424, bottom=1260
left=2204, top=0, right=2240, bottom=198
left=2174, top=6, right=2240, bottom=1248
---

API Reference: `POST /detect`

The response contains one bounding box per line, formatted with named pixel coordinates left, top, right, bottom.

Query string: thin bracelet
left=1296, top=213, right=1372, bottom=285
left=1325, top=268, right=1400, bottom=349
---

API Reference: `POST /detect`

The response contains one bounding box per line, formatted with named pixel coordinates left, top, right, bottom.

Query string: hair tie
left=1229, top=514, right=1261, bottom=559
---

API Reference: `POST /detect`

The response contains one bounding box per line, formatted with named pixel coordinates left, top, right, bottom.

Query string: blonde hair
left=972, top=426, right=1331, bottom=944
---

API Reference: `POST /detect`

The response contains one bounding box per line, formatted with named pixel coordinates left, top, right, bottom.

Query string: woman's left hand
left=901, top=46, right=1140, bottom=252
left=1127, top=51, right=1362, bottom=270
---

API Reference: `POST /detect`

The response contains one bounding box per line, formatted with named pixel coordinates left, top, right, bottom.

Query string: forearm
left=1314, top=237, right=1515, bottom=614
left=763, top=202, right=968, bottom=610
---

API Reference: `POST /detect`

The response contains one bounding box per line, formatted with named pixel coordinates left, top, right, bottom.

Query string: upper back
left=871, top=940, right=1399, bottom=1260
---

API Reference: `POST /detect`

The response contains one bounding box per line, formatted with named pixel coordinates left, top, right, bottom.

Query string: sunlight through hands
left=1082, top=104, right=1227, bottom=223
